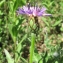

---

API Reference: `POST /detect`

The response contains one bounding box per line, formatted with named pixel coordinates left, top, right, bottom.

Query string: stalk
left=29, top=33, right=35, bottom=63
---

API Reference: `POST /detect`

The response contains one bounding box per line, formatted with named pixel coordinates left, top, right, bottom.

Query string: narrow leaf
left=52, top=20, right=62, bottom=27
left=4, top=49, right=14, bottom=63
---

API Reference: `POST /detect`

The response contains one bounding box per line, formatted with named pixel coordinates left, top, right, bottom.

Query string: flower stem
left=29, top=33, right=35, bottom=63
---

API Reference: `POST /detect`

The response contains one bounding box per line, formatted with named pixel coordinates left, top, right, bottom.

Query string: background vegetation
left=0, top=0, right=63, bottom=63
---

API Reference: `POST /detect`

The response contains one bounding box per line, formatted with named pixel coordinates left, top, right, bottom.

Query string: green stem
left=29, top=33, right=35, bottom=63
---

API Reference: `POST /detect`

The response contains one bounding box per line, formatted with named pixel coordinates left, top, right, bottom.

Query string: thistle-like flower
left=17, top=4, right=51, bottom=17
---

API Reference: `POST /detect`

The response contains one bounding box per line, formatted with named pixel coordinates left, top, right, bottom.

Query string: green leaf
left=33, top=53, right=42, bottom=63
left=0, top=10, right=3, bottom=15
left=17, top=34, right=27, bottom=53
left=52, top=20, right=62, bottom=27
left=60, top=27, right=63, bottom=32
left=8, top=1, right=14, bottom=12
left=15, top=34, right=27, bottom=63
left=4, top=49, right=14, bottom=63
left=0, top=0, right=5, bottom=6
left=42, top=17, right=50, bottom=26
left=55, top=61, right=58, bottom=63
left=8, top=24, right=16, bottom=43
left=13, top=0, right=26, bottom=11
left=29, top=20, right=34, bottom=27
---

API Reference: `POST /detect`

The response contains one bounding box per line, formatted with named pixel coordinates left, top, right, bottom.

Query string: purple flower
left=17, top=5, right=51, bottom=17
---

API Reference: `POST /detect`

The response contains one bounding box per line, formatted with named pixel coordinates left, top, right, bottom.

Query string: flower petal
left=40, top=7, right=47, bottom=12
left=30, top=7, right=35, bottom=12
left=23, top=6, right=28, bottom=11
left=17, top=5, right=51, bottom=17
left=43, top=14, right=51, bottom=16
left=37, top=7, right=47, bottom=16
left=17, top=8, right=25, bottom=14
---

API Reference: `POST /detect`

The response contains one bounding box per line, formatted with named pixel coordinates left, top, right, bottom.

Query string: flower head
left=17, top=4, right=51, bottom=17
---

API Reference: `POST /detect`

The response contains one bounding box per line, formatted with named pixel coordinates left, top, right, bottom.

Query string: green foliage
left=13, top=0, right=26, bottom=11
left=15, top=34, right=27, bottom=63
left=4, top=49, right=14, bottom=63
left=0, top=0, right=63, bottom=63
left=0, top=0, right=5, bottom=6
